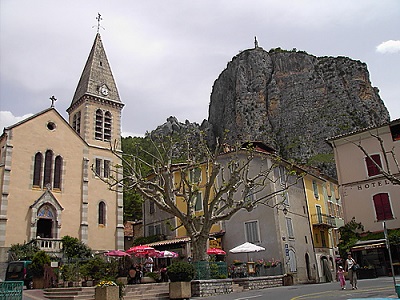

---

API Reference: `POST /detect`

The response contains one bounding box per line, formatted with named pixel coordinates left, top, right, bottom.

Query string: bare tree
left=96, top=135, right=302, bottom=261
left=347, top=131, right=400, bottom=185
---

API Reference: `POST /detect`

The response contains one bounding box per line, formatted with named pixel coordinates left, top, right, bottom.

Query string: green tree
left=61, top=236, right=92, bottom=260
left=31, top=251, right=51, bottom=277
left=338, top=217, right=364, bottom=258
left=9, top=242, right=40, bottom=261
left=100, top=133, right=301, bottom=261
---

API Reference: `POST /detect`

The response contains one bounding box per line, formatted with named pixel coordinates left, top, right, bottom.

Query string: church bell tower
left=67, top=33, right=124, bottom=150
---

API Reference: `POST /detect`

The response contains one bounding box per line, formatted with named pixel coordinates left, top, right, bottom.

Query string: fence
left=193, top=261, right=228, bottom=280
left=0, top=281, right=23, bottom=300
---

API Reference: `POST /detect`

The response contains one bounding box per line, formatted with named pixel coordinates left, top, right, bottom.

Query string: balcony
left=311, top=213, right=336, bottom=228
left=32, top=238, right=63, bottom=255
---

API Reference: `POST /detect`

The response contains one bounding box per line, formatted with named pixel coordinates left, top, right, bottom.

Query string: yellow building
left=303, top=169, right=344, bottom=282
left=0, top=33, right=124, bottom=270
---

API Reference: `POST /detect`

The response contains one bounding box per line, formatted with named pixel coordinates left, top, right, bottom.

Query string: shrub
left=31, top=251, right=51, bottom=277
left=167, top=261, right=195, bottom=282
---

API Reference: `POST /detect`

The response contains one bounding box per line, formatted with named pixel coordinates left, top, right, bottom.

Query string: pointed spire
left=69, top=33, right=121, bottom=108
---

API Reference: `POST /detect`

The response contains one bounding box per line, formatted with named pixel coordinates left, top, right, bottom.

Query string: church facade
left=0, top=33, right=124, bottom=269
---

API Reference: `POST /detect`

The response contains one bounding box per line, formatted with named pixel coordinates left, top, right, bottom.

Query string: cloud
left=376, top=40, right=400, bottom=53
left=0, top=111, right=33, bottom=131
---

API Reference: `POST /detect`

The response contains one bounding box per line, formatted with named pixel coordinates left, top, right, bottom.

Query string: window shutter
left=366, top=155, right=382, bottom=177
left=373, top=193, right=393, bottom=221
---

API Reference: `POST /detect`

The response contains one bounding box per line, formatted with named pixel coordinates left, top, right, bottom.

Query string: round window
left=47, top=122, right=56, bottom=131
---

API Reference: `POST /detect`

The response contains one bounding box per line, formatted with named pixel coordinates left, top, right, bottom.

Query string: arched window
left=104, top=111, right=112, bottom=141
left=43, top=150, right=53, bottom=187
left=95, top=109, right=103, bottom=140
left=98, top=201, right=106, bottom=225
left=53, top=156, right=62, bottom=189
left=33, top=152, right=43, bottom=187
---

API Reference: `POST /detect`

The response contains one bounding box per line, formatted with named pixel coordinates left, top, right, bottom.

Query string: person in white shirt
left=345, top=253, right=358, bottom=289
left=144, top=254, right=154, bottom=273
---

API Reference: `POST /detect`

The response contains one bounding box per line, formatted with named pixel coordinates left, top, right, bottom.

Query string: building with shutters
left=327, top=119, right=400, bottom=276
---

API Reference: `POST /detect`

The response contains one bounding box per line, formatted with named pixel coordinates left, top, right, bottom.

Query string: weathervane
left=50, top=95, right=57, bottom=108
left=93, top=13, right=105, bottom=33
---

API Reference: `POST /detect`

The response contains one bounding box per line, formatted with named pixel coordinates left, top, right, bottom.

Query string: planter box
left=95, top=285, right=119, bottom=300
left=33, top=277, right=45, bottom=289
left=169, top=281, right=191, bottom=299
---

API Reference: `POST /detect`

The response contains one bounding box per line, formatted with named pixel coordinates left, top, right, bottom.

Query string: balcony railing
left=33, top=238, right=63, bottom=253
left=311, top=213, right=336, bottom=227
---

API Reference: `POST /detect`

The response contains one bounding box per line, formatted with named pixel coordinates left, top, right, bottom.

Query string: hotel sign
left=356, top=179, right=392, bottom=191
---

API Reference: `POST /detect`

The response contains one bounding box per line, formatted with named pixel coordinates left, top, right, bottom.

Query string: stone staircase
left=125, top=282, right=169, bottom=299
left=41, top=283, right=169, bottom=300
left=43, top=287, right=95, bottom=299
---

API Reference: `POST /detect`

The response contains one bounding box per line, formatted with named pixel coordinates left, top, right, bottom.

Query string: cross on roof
left=50, top=95, right=57, bottom=108
left=95, top=13, right=105, bottom=33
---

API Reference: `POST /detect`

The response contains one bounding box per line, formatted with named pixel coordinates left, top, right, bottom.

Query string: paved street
left=23, top=276, right=399, bottom=300
left=202, top=276, right=400, bottom=300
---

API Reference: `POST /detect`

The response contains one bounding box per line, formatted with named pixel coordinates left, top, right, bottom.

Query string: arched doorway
left=321, top=256, right=333, bottom=282
left=36, top=205, right=55, bottom=238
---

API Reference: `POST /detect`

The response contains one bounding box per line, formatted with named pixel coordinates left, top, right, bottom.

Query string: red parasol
left=207, top=248, right=226, bottom=255
left=126, top=245, right=156, bottom=256
left=104, top=250, right=130, bottom=257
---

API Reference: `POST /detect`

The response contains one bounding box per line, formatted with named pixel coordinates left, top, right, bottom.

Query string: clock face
left=100, top=86, right=109, bottom=96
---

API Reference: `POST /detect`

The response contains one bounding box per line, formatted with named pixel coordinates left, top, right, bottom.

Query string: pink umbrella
left=207, top=248, right=226, bottom=255
left=105, top=250, right=130, bottom=257
left=126, top=245, right=156, bottom=256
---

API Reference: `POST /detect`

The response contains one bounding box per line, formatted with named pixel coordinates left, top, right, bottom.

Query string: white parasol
left=229, top=242, right=265, bottom=262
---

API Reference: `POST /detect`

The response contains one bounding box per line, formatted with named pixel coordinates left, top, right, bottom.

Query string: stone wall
left=191, top=279, right=233, bottom=297
left=233, top=275, right=284, bottom=290
left=191, top=276, right=284, bottom=297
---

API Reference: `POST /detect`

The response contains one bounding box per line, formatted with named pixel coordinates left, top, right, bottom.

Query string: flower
left=96, top=280, right=117, bottom=287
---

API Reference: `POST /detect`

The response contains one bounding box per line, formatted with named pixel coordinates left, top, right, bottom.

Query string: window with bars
left=72, top=111, right=81, bottom=134
left=98, top=201, right=106, bottom=225
left=94, top=158, right=111, bottom=179
left=245, top=220, right=260, bottom=243
left=373, top=193, right=393, bottom=221
left=365, top=154, right=382, bottom=177
left=95, top=109, right=112, bottom=141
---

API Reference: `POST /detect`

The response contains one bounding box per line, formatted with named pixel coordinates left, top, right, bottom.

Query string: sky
left=1, top=1, right=399, bottom=137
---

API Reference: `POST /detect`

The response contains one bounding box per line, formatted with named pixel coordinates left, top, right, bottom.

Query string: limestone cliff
left=208, top=47, right=390, bottom=176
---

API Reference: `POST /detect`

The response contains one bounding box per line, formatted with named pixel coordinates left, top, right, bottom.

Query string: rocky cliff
left=208, top=47, right=390, bottom=176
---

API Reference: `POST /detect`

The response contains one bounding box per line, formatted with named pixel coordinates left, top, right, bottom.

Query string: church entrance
left=37, top=218, right=52, bottom=238
left=36, top=204, right=56, bottom=239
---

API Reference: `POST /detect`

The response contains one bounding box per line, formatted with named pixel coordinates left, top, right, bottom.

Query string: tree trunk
left=191, top=235, right=209, bottom=261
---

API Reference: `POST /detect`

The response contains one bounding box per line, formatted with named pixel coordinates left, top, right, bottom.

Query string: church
left=0, top=32, right=125, bottom=270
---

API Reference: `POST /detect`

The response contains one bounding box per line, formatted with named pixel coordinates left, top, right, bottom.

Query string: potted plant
left=95, top=280, right=119, bottom=300
left=167, top=261, right=195, bottom=299
left=31, top=251, right=51, bottom=289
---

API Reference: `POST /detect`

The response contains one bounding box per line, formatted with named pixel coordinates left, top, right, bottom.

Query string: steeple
left=67, top=32, right=124, bottom=148
left=68, top=33, right=122, bottom=109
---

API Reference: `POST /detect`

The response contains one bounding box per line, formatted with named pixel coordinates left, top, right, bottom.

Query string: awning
left=146, top=237, right=191, bottom=247
left=351, top=239, right=386, bottom=252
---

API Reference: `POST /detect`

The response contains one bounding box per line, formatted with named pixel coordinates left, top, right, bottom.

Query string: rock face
left=208, top=47, right=390, bottom=176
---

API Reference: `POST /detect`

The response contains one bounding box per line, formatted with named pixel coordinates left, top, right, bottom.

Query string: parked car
left=5, top=260, right=33, bottom=289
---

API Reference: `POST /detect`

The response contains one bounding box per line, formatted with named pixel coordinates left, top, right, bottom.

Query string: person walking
left=345, top=253, right=358, bottom=289
left=337, top=266, right=346, bottom=290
